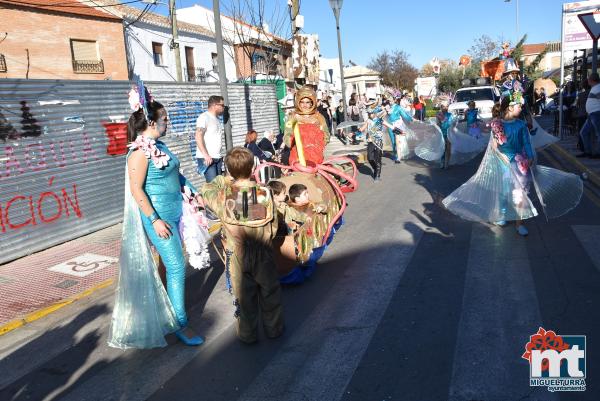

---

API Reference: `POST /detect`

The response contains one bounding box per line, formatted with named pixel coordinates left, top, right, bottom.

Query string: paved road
left=1, top=150, right=599, bottom=401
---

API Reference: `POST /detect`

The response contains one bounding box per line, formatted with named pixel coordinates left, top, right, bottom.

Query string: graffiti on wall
left=0, top=101, right=43, bottom=142
left=0, top=175, right=82, bottom=233
left=167, top=100, right=208, bottom=157
left=0, top=99, right=105, bottom=234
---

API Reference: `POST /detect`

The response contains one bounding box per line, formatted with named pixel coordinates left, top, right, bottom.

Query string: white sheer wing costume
left=408, top=116, right=488, bottom=165
left=442, top=118, right=582, bottom=223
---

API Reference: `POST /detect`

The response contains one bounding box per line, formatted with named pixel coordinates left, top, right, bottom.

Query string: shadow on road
left=0, top=261, right=223, bottom=401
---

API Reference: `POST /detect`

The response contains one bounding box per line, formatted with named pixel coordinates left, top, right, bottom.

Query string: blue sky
left=143, top=0, right=567, bottom=68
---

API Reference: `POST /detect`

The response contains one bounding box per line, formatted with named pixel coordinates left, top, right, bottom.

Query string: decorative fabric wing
left=531, top=165, right=583, bottom=219
left=443, top=136, right=583, bottom=222
left=410, top=120, right=446, bottom=161
left=447, top=123, right=489, bottom=165
left=179, top=187, right=211, bottom=270
left=530, top=119, right=559, bottom=150
left=442, top=137, right=538, bottom=222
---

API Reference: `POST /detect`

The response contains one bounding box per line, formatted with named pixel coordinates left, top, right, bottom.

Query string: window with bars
left=252, top=54, right=267, bottom=74
left=70, top=39, right=103, bottom=73
left=0, top=54, right=6, bottom=73
left=153, top=42, right=163, bottom=66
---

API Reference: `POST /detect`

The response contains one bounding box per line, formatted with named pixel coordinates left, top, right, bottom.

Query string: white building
left=104, top=4, right=237, bottom=82
left=344, top=65, right=382, bottom=99
left=319, top=57, right=342, bottom=98
left=177, top=4, right=292, bottom=82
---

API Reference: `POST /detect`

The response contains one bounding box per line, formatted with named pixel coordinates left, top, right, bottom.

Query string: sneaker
left=495, top=220, right=507, bottom=227
left=516, top=225, right=529, bottom=236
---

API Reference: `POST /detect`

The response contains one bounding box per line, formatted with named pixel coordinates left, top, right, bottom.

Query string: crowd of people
left=109, top=84, right=336, bottom=349
left=108, top=59, right=583, bottom=350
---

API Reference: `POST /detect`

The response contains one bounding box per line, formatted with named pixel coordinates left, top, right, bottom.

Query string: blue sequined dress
left=108, top=140, right=196, bottom=349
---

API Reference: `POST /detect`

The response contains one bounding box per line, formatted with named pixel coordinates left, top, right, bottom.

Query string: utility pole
left=169, top=0, right=183, bottom=82
left=289, top=0, right=300, bottom=86
left=330, top=1, right=347, bottom=110
left=290, top=0, right=299, bottom=36
left=213, top=0, right=233, bottom=150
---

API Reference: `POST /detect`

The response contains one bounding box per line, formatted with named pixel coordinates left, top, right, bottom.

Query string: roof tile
left=0, top=0, right=122, bottom=20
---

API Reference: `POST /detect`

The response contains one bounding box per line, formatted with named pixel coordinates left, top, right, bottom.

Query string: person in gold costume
left=283, top=86, right=330, bottom=166
left=201, top=147, right=284, bottom=343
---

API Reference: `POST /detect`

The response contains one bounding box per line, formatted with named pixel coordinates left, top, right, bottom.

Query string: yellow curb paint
left=0, top=278, right=115, bottom=336
left=550, top=144, right=600, bottom=188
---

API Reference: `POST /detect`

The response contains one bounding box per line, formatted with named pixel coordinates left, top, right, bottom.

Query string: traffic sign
left=578, top=10, right=600, bottom=40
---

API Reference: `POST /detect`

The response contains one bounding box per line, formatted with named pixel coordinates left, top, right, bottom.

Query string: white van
left=449, top=85, right=500, bottom=120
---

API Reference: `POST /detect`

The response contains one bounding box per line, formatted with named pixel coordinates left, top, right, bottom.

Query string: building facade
left=107, top=4, right=236, bottom=83
left=343, top=65, right=382, bottom=99
left=0, top=0, right=128, bottom=80
left=522, top=42, right=564, bottom=72
left=177, top=4, right=292, bottom=83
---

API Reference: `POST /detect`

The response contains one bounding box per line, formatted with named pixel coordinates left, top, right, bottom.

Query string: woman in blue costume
left=436, top=103, right=454, bottom=169
left=386, top=98, right=414, bottom=162
left=108, top=86, right=204, bottom=348
left=443, top=93, right=583, bottom=236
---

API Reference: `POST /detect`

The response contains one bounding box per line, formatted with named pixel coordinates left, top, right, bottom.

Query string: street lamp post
left=329, top=0, right=347, bottom=110
left=504, top=0, right=519, bottom=37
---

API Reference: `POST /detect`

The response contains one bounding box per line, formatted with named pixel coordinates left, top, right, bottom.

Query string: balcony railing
left=0, top=54, right=6, bottom=73
left=72, top=59, right=104, bottom=74
left=185, top=67, right=206, bottom=82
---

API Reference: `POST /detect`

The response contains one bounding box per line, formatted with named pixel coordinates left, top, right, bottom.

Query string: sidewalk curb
left=0, top=278, right=115, bottom=337
left=550, top=143, right=600, bottom=188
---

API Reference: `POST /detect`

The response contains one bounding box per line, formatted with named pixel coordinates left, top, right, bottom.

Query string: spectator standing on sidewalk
left=195, top=95, right=225, bottom=182
left=318, top=98, right=333, bottom=134
left=575, top=80, right=590, bottom=151
left=413, top=96, right=424, bottom=121
left=359, top=93, right=369, bottom=121
left=578, top=73, right=600, bottom=158
left=538, top=87, right=547, bottom=115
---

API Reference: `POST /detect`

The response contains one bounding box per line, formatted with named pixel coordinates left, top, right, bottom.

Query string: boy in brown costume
left=201, top=147, right=284, bottom=343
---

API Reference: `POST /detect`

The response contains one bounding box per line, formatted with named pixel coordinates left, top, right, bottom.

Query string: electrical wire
left=124, top=3, right=152, bottom=28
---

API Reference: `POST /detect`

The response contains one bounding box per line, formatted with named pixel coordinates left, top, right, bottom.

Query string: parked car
left=449, top=84, right=500, bottom=120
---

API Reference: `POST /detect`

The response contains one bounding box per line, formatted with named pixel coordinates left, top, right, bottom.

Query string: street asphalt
left=0, top=144, right=599, bottom=401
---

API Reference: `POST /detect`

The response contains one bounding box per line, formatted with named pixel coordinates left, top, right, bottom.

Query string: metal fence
left=0, top=79, right=280, bottom=265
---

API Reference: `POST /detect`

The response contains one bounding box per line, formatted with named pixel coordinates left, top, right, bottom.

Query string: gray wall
left=0, top=79, right=279, bottom=265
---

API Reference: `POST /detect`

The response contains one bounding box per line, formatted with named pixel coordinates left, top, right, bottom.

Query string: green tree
left=437, top=60, right=463, bottom=93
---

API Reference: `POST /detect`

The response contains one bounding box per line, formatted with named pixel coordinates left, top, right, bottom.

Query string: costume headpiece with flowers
left=126, top=80, right=170, bottom=168
left=294, top=85, right=317, bottom=115
left=128, top=79, right=155, bottom=121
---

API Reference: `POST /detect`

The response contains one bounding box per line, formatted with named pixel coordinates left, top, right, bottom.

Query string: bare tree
left=368, top=50, right=418, bottom=90
left=468, top=34, right=502, bottom=62
left=223, top=0, right=292, bottom=82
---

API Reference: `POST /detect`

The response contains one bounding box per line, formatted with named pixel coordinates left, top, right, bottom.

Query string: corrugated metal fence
left=0, top=79, right=280, bottom=265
